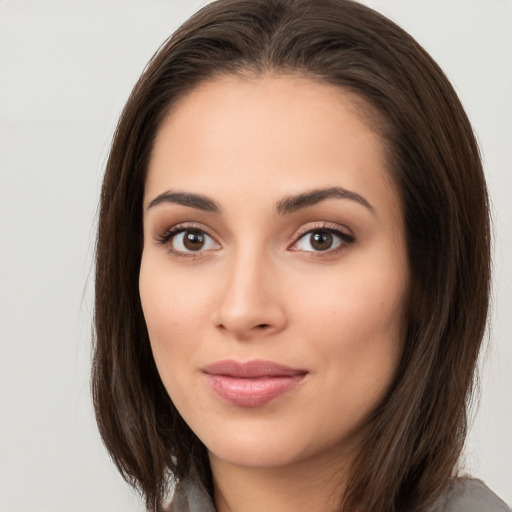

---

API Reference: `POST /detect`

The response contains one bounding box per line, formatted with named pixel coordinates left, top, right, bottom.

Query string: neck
left=210, top=450, right=352, bottom=512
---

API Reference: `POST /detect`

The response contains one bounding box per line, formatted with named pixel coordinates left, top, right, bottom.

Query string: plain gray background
left=1, top=1, right=511, bottom=510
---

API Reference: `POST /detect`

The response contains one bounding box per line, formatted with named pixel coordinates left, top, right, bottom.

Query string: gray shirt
left=168, top=477, right=511, bottom=512
left=429, top=479, right=510, bottom=512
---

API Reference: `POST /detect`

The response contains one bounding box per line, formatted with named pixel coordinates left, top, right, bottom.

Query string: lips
left=202, top=359, right=307, bottom=407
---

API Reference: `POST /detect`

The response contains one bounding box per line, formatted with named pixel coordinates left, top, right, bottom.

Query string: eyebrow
left=147, top=190, right=220, bottom=213
left=276, top=187, right=375, bottom=215
left=146, top=186, right=374, bottom=216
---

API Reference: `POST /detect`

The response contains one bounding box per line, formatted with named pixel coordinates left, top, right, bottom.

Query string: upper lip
left=202, top=359, right=307, bottom=378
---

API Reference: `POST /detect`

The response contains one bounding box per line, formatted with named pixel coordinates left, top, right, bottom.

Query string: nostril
left=256, top=324, right=270, bottom=329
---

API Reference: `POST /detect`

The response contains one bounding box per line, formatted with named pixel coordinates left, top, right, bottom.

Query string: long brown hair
left=92, top=1, right=491, bottom=510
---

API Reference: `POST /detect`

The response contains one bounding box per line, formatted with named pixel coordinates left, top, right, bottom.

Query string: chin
left=194, top=419, right=292, bottom=467
left=208, top=439, right=303, bottom=469
left=200, top=419, right=352, bottom=471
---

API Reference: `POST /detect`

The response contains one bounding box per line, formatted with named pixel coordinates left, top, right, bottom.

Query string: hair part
left=92, top=1, right=490, bottom=510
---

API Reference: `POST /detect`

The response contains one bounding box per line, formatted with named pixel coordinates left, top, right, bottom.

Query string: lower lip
left=204, top=374, right=305, bottom=407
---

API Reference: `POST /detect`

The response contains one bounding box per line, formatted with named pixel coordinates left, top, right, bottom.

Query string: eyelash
left=155, top=222, right=355, bottom=259
left=289, top=223, right=355, bottom=256
left=155, top=223, right=216, bottom=259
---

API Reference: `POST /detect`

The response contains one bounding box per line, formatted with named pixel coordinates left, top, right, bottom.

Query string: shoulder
left=428, top=478, right=511, bottom=512
left=165, top=475, right=511, bottom=512
left=166, top=476, right=215, bottom=512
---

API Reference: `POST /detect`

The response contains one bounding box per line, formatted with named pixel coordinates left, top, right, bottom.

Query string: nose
left=212, top=250, right=287, bottom=339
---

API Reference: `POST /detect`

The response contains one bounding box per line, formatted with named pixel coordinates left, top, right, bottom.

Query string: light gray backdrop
left=1, top=1, right=511, bottom=510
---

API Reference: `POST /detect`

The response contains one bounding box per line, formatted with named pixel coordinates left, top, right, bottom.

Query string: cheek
left=294, top=260, right=407, bottom=338
left=140, top=251, right=214, bottom=325
left=138, top=258, right=210, bottom=378
left=291, top=257, right=408, bottom=387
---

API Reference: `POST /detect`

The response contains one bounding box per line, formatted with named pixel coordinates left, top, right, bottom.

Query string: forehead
left=145, top=74, right=398, bottom=220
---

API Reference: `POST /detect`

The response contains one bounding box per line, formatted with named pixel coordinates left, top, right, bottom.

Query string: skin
left=139, top=75, right=410, bottom=512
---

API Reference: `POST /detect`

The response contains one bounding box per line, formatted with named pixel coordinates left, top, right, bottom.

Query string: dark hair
left=92, top=1, right=491, bottom=510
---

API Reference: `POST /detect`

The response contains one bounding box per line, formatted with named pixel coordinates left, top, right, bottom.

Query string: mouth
left=202, top=359, right=308, bottom=408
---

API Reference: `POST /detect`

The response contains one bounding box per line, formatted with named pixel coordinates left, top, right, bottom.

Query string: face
left=139, top=75, right=409, bottom=470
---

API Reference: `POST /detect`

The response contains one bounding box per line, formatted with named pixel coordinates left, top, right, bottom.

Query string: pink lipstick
left=202, top=359, right=307, bottom=407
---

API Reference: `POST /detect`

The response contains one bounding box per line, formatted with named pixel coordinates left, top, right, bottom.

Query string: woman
left=92, top=1, right=510, bottom=511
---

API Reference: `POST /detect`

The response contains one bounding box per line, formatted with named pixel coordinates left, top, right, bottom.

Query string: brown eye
left=163, top=228, right=219, bottom=254
left=310, top=231, right=333, bottom=251
left=182, top=230, right=206, bottom=251
left=292, top=227, right=354, bottom=254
